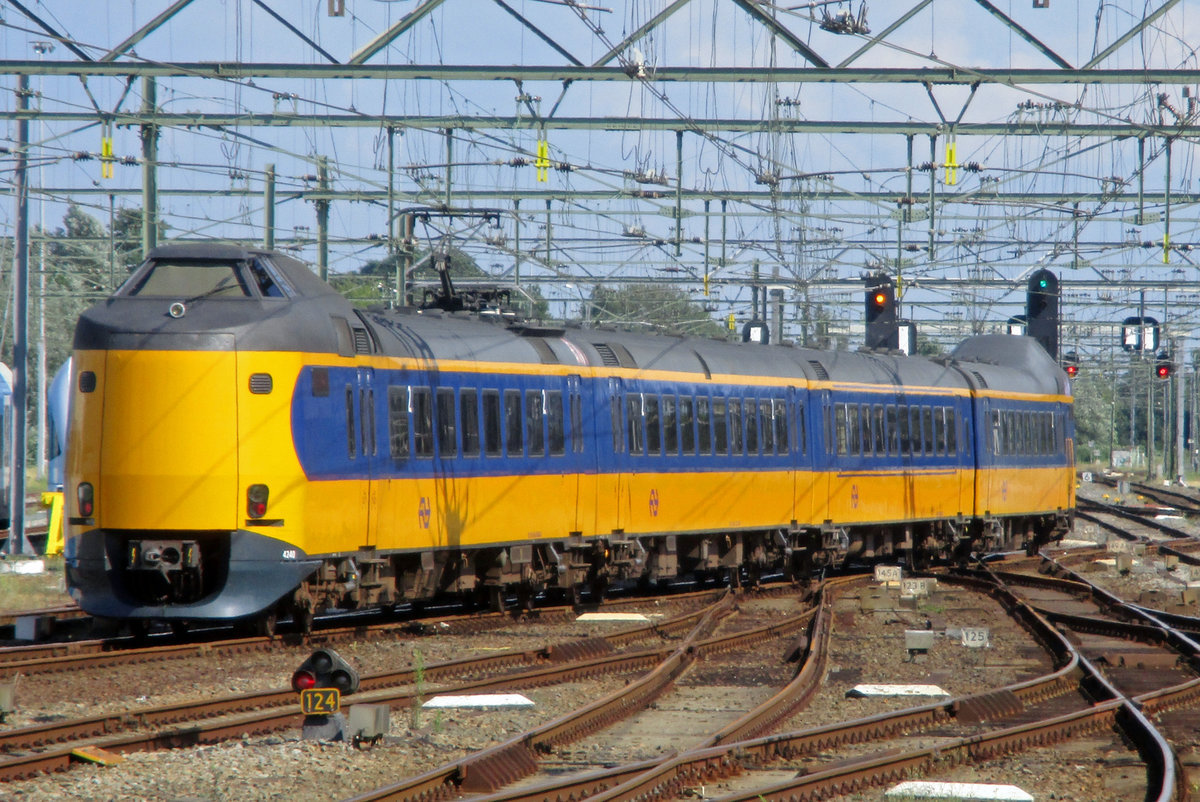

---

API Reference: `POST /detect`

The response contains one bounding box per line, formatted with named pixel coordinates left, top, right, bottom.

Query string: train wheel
left=516, top=584, right=535, bottom=613
left=256, top=610, right=278, bottom=638
left=128, top=619, right=151, bottom=641
left=293, top=606, right=314, bottom=635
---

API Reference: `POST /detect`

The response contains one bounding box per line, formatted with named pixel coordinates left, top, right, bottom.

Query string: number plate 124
left=300, top=688, right=340, bottom=715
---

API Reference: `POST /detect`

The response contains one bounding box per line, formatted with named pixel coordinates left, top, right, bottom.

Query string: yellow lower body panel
left=824, top=469, right=968, bottom=524
left=976, top=466, right=1072, bottom=517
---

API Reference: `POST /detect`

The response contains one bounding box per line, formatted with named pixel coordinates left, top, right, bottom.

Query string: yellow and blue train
left=64, top=244, right=1075, bottom=631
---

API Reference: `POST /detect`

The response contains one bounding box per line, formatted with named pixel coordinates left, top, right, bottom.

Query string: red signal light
left=247, top=484, right=269, bottom=519
left=1157, top=364, right=1171, bottom=379
left=77, top=483, right=94, bottom=517
left=1065, top=364, right=1078, bottom=377
left=291, top=669, right=318, bottom=692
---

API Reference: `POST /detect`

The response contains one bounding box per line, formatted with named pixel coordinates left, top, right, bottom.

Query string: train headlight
left=247, top=484, right=269, bottom=519
left=77, top=483, right=94, bottom=517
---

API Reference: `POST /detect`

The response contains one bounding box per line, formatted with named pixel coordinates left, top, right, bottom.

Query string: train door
left=973, top=396, right=991, bottom=519
left=604, top=377, right=630, bottom=533
left=568, top=375, right=594, bottom=533
left=958, top=398, right=974, bottom=518
left=809, top=389, right=831, bottom=524
left=356, top=366, right=378, bottom=548
left=788, top=387, right=807, bottom=524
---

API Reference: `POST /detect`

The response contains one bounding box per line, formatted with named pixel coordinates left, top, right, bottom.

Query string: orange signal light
left=873, top=292, right=887, bottom=306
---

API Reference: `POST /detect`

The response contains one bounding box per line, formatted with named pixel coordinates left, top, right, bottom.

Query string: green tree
left=587, top=284, right=727, bottom=339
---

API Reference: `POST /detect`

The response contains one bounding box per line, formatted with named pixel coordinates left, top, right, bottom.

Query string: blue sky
left=2, top=1, right=1198, bottom=350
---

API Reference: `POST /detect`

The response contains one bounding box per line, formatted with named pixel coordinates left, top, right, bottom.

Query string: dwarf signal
left=293, top=648, right=359, bottom=715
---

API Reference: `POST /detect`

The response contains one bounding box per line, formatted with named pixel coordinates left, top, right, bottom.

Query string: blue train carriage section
left=62, top=244, right=1075, bottom=632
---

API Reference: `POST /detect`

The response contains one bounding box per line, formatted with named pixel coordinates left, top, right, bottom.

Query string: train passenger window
left=663, top=396, right=678, bottom=455
left=345, top=386, right=357, bottom=459
left=547, top=391, right=565, bottom=456
left=845, top=404, right=859, bottom=456
left=645, top=396, right=661, bottom=456
left=626, top=395, right=644, bottom=455
left=886, top=405, right=899, bottom=456
left=526, top=391, right=545, bottom=457
left=946, top=408, right=957, bottom=454
left=872, top=405, right=885, bottom=456
left=483, top=390, right=502, bottom=456
left=713, top=398, right=728, bottom=455
left=864, top=403, right=873, bottom=453
left=898, top=405, right=910, bottom=456
left=796, top=404, right=806, bottom=455
left=908, top=407, right=922, bottom=456
left=436, top=388, right=457, bottom=458
left=774, top=400, right=788, bottom=455
left=697, top=398, right=712, bottom=455
left=935, top=408, right=949, bottom=456
left=611, top=396, right=624, bottom=454
left=388, top=386, right=410, bottom=460
left=413, top=388, right=434, bottom=458
left=125, top=259, right=250, bottom=298
left=744, top=399, right=759, bottom=455
left=923, top=407, right=935, bottom=455
left=834, top=403, right=848, bottom=457
left=680, top=397, right=696, bottom=454
left=505, top=389, right=523, bottom=456
left=729, top=399, right=744, bottom=455
left=461, top=389, right=480, bottom=457
left=759, top=400, right=773, bottom=455
left=990, top=411, right=1001, bottom=455
left=362, top=389, right=376, bottom=457
left=570, top=393, right=583, bottom=454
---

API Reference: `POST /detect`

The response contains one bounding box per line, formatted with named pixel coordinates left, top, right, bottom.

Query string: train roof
left=75, top=246, right=1068, bottom=398
left=374, top=310, right=1064, bottom=398
left=950, top=335, right=1070, bottom=396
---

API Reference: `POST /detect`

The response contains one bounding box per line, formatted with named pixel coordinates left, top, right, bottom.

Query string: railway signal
left=1026, top=269, right=1059, bottom=360
left=293, top=648, right=360, bottom=716
left=1062, top=351, right=1078, bottom=378
left=1155, top=350, right=1173, bottom=380
left=864, top=273, right=898, bottom=349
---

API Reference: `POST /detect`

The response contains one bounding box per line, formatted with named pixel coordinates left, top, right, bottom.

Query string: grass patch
left=0, top=555, right=71, bottom=613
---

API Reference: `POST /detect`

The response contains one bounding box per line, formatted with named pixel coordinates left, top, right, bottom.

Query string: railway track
left=0, top=587, right=800, bottom=782
left=347, top=566, right=1188, bottom=802
left=0, top=586, right=735, bottom=676
left=12, top=552, right=1200, bottom=800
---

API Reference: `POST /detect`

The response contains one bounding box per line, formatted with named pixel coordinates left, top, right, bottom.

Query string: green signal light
left=1038, top=279, right=1048, bottom=288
